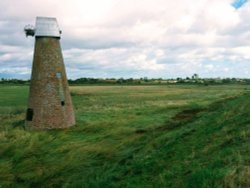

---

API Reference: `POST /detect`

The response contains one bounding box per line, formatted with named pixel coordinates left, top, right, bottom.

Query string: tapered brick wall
left=25, top=37, right=75, bottom=129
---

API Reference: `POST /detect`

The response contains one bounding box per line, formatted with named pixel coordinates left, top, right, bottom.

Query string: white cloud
left=0, top=67, right=30, bottom=74
left=231, top=46, right=250, bottom=60
left=0, top=0, right=250, bottom=78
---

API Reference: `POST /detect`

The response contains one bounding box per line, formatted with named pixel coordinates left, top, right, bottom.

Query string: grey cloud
left=1, top=0, right=250, bottom=79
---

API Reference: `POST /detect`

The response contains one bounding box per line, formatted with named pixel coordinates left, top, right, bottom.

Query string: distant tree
left=222, top=78, right=231, bottom=84
left=127, top=78, right=134, bottom=84
left=176, top=77, right=182, bottom=81
left=143, top=77, right=149, bottom=82
left=192, top=73, right=199, bottom=80
left=117, top=78, right=124, bottom=84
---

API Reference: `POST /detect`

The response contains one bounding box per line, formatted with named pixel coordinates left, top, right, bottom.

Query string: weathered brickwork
left=25, top=37, right=75, bottom=129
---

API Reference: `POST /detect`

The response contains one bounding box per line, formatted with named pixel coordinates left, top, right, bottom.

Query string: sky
left=0, top=0, right=249, bottom=79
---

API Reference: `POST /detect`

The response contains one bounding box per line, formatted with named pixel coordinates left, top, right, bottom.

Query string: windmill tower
left=24, top=17, right=75, bottom=129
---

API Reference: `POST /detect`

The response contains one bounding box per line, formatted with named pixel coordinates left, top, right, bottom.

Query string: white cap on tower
left=35, top=17, right=61, bottom=38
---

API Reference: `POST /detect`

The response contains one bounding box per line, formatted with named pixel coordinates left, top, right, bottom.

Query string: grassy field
left=0, top=84, right=250, bottom=187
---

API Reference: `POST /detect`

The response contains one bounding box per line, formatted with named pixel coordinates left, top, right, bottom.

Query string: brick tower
left=24, top=17, right=75, bottom=129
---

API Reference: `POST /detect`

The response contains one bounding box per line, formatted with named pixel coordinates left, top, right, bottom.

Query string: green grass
left=0, top=84, right=250, bottom=187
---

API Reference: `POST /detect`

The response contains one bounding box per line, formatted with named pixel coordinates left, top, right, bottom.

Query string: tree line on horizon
left=1, top=76, right=250, bottom=85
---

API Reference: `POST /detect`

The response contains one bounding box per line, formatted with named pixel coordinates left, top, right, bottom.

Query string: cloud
left=63, top=47, right=166, bottom=79
left=0, top=0, right=250, bottom=79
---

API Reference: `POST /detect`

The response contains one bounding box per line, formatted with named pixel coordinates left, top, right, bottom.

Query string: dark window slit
left=26, top=108, right=33, bottom=121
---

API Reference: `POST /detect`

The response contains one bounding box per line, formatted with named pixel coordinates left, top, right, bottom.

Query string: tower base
left=25, top=37, right=75, bottom=130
